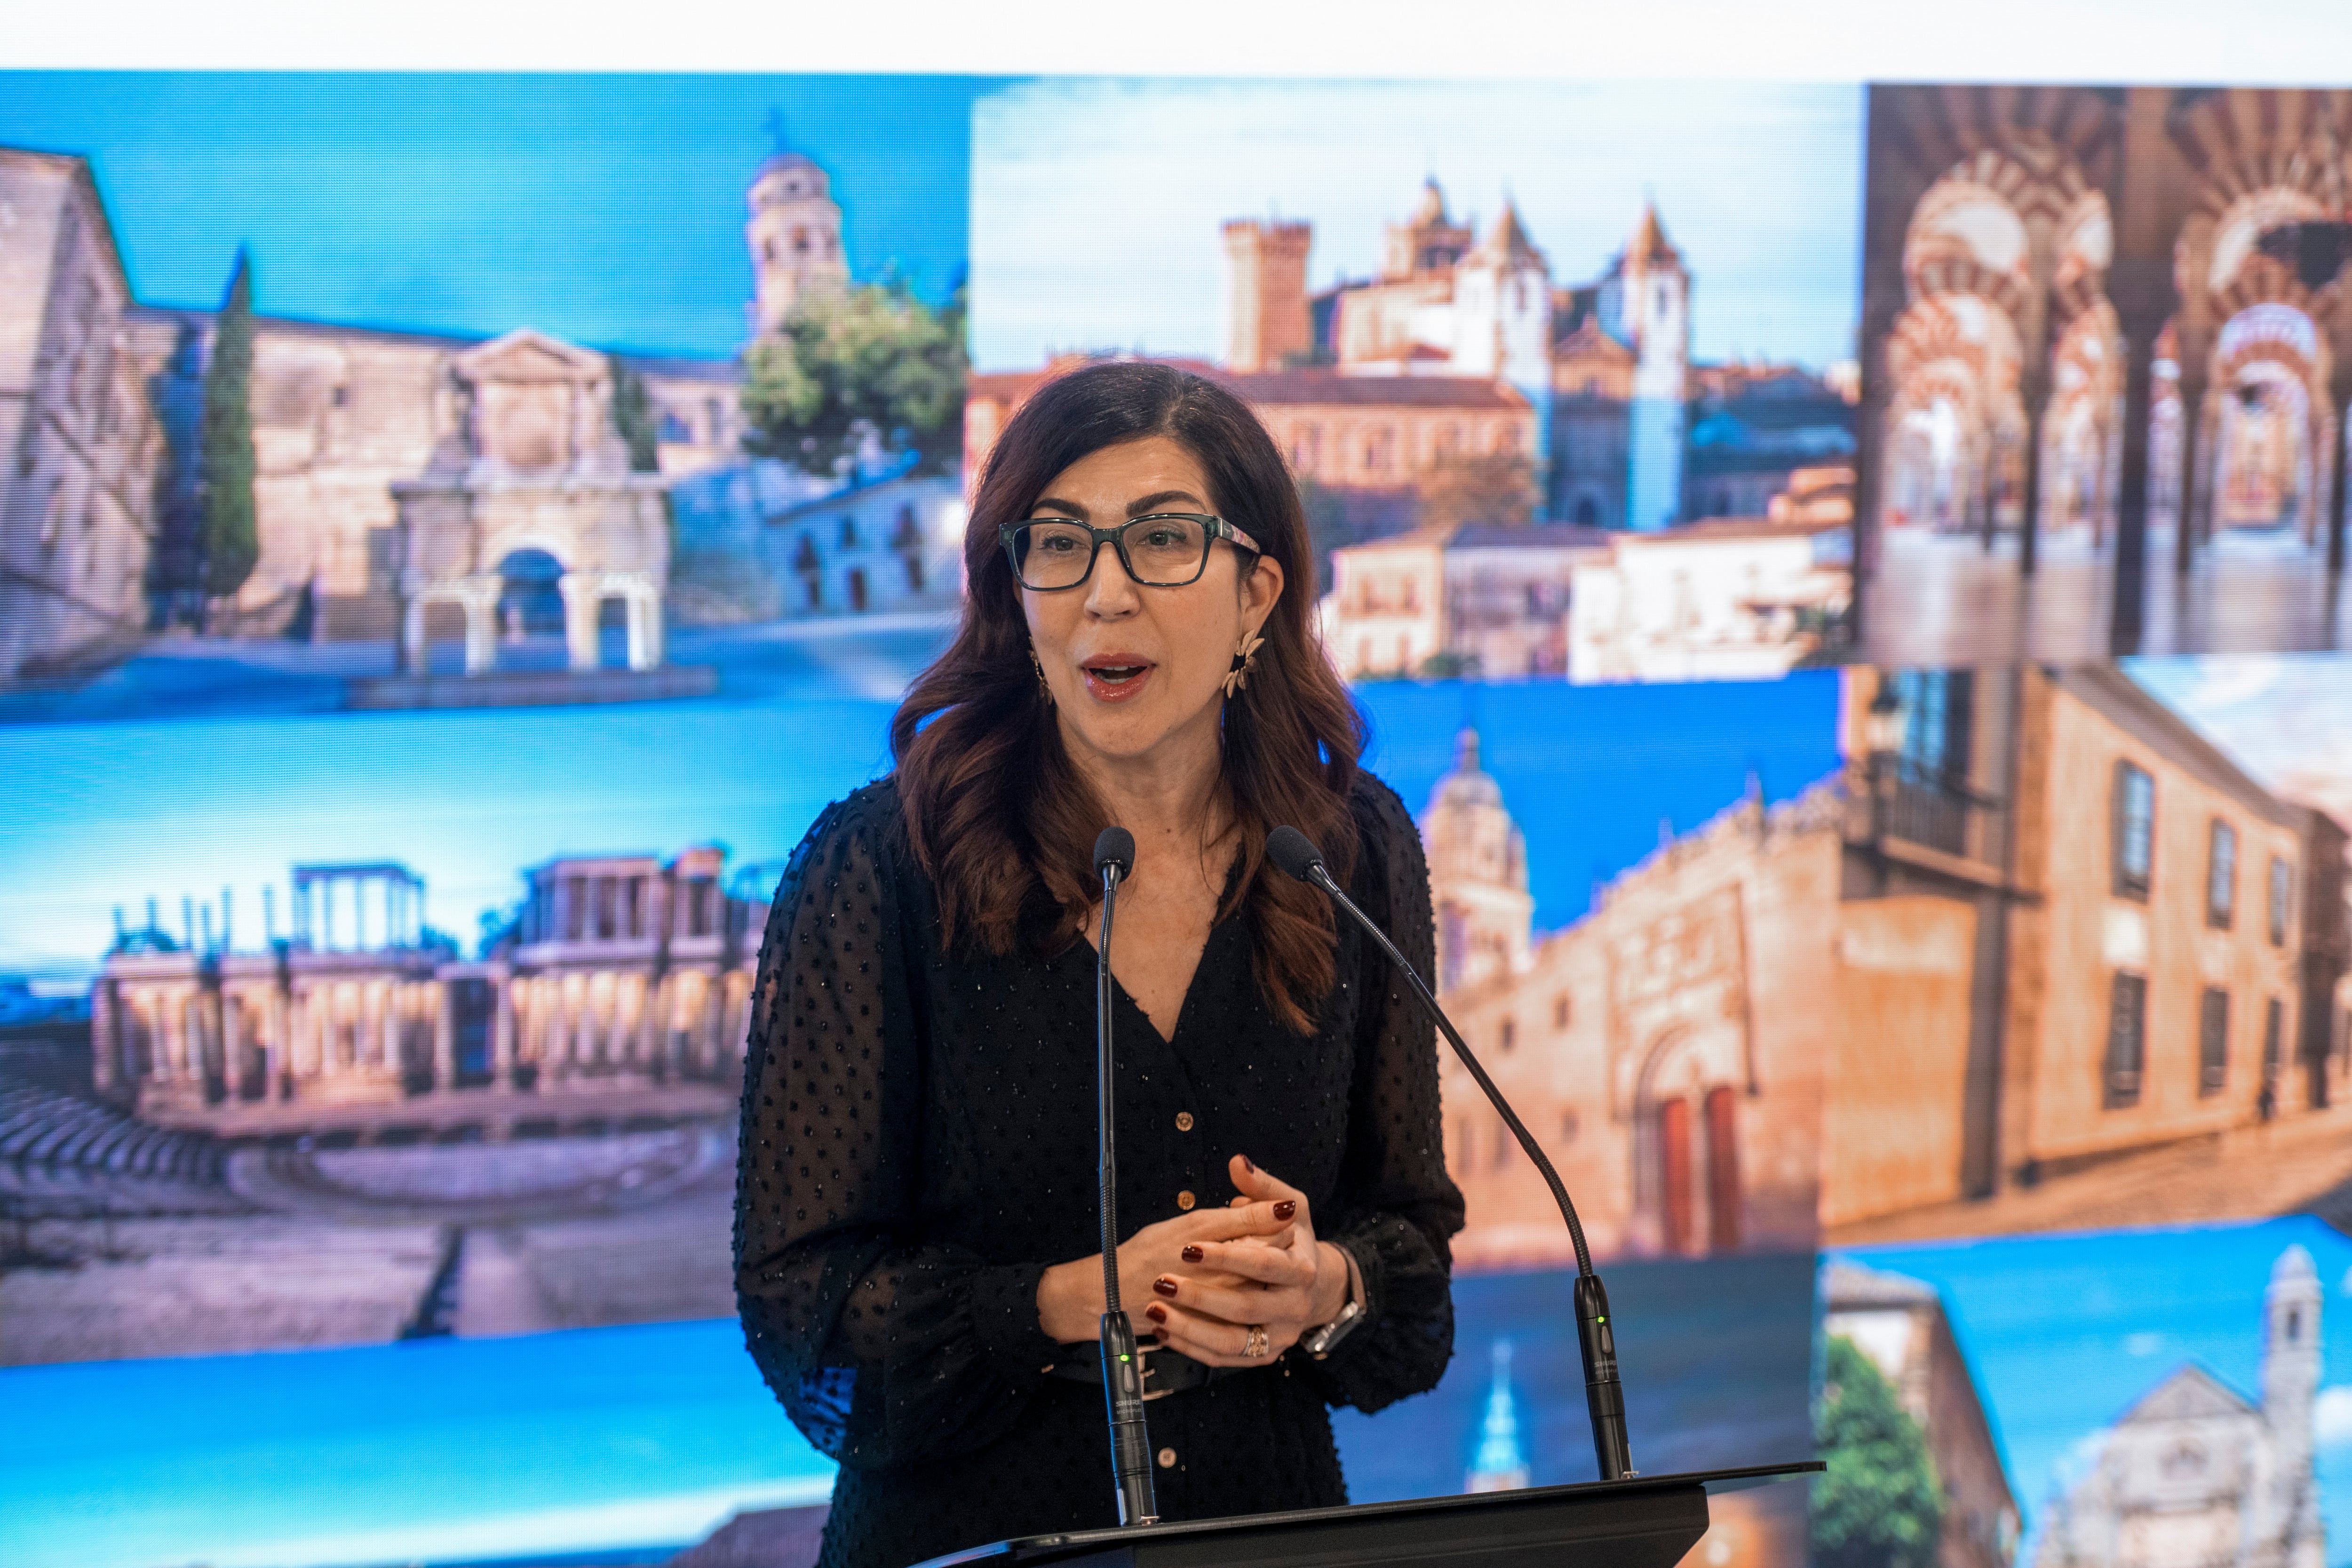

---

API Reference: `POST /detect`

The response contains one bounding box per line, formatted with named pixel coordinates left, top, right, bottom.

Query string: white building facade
left=2034, top=1246, right=2324, bottom=1568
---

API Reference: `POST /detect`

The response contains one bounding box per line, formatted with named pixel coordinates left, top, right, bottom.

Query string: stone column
left=432, top=980, right=455, bottom=1093
left=401, top=596, right=432, bottom=677
left=2108, top=273, right=2173, bottom=656
left=90, top=979, right=119, bottom=1095
left=661, top=975, right=685, bottom=1081
left=2015, top=229, right=2058, bottom=578
left=2328, top=380, right=2351, bottom=576
left=173, top=991, right=193, bottom=1088
left=2176, top=373, right=2210, bottom=575
left=461, top=581, right=500, bottom=675
left=644, top=584, right=665, bottom=669
left=2018, top=374, right=2052, bottom=577
left=260, top=989, right=282, bottom=1101
left=624, top=586, right=653, bottom=672
left=558, top=575, right=600, bottom=673
left=143, top=990, right=169, bottom=1084
left=548, top=979, right=570, bottom=1085
left=493, top=970, right=517, bottom=1090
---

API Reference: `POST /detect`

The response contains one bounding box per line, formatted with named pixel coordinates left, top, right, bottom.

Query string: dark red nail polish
left=1240, top=1154, right=1255, bottom=1173
left=1273, top=1200, right=1297, bottom=1221
left=1152, top=1276, right=1180, bottom=1297
left=1145, top=1303, right=1168, bottom=1324
left=1180, top=1244, right=1205, bottom=1263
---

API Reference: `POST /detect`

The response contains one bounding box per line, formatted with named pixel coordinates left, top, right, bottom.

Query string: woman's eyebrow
left=1127, top=490, right=1206, bottom=517
left=1028, top=495, right=1089, bottom=519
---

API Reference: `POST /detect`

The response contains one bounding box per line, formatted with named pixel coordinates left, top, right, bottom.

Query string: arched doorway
left=2200, top=303, right=2333, bottom=552
left=1634, top=1026, right=1746, bottom=1257
left=1883, top=293, right=2025, bottom=538
left=498, top=547, right=568, bottom=656
left=2039, top=304, right=2124, bottom=546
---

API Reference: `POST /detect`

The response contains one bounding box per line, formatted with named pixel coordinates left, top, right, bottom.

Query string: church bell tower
left=747, top=143, right=849, bottom=337
left=2262, top=1243, right=2323, bottom=1568
left=1619, top=203, right=1690, bottom=532
left=1419, top=729, right=1534, bottom=993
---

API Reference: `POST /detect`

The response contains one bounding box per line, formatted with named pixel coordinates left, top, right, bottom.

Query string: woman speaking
left=733, top=361, right=1465, bottom=1568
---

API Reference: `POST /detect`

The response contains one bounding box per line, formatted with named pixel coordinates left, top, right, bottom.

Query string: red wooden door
left=1659, top=1097, right=1693, bottom=1253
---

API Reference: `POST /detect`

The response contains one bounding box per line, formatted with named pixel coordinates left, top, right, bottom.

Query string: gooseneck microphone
left=1265, top=824, right=1634, bottom=1482
left=1090, top=826, right=1157, bottom=1527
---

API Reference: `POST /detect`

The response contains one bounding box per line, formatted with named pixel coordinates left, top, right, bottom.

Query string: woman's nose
left=1084, top=547, right=1143, bottom=614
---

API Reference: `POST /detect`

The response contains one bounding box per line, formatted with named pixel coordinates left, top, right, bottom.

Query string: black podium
left=908, top=1461, right=1821, bottom=1568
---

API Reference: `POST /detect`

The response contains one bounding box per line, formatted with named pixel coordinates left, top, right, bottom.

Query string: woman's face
left=1020, top=434, right=1284, bottom=771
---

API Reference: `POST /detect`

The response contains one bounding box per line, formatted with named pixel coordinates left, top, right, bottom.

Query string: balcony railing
left=1850, top=756, right=2005, bottom=872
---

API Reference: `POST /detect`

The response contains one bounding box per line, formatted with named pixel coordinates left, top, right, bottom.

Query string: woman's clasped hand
left=1034, top=1153, right=1354, bottom=1365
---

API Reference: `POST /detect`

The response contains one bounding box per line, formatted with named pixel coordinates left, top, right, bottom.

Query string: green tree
left=1416, top=449, right=1539, bottom=529
left=198, top=250, right=261, bottom=614
left=609, top=361, right=663, bottom=474
left=741, top=276, right=966, bottom=478
left=1813, top=1335, right=1946, bottom=1568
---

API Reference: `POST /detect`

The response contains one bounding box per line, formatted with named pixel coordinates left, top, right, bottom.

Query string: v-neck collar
left=1080, top=850, right=1249, bottom=1047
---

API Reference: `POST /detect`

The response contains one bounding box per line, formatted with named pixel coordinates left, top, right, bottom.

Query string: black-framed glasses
left=998, top=512, right=1263, bottom=592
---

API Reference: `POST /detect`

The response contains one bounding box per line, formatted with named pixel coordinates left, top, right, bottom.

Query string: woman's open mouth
left=1080, top=658, right=1154, bottom=702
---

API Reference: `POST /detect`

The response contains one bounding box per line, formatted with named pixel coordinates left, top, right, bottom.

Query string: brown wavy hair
left=889, top=361, right=1364, bottom=1033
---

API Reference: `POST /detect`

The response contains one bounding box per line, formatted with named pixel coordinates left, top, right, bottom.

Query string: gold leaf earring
left=1030, top=645, right=1054, bottom=706
left=1224, top=630, right=1266, bottom=698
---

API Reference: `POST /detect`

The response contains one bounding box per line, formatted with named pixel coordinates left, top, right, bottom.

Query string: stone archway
left=1883, top=293, right=2024, bottom=536
left=392, top=330, right=672, bottom=678
left=499, top=547, right=567, bottom=640
left=2197, top=302, right=2337, bottom=550
left=1888, top=148, right=2111, bottom=562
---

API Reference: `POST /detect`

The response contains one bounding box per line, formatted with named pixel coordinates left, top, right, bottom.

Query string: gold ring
left=1245, top=1324, right=1269, bottom=1358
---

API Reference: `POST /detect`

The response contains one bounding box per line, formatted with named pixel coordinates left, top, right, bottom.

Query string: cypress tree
left=199, top=250, right=261, bottom=611
left=609, top=362, right=662, bottom=474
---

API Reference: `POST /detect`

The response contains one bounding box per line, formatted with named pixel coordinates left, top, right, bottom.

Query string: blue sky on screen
left=0, top=673, right=1842, bottom=986
left=2124, top=653, right=2352, bottom=818
left=0, top=1319, right=834, bottom=1568
left=970, top=78, right=1862, bottom=373
left=0, top=1257, right=1810, bottom=1568
left=0, top=73, right=984, bottom=357
left=1835, top=1218, right=2352, bottom=1568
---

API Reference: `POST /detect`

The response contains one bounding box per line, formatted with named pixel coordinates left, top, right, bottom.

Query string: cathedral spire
left=1465, top=1340, right=1532, bottom=1492
left=1473, top=197, right=1547, bottom=270
left=1629, top=200, right=1683, bottom=270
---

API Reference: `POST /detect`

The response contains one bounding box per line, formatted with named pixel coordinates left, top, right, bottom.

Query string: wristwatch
left=1301, top=1247, right=1367, bottom=1359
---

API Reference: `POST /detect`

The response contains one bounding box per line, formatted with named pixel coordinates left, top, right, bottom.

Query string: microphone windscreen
left=1094, top=826, right=1136, bottom=878
left=1265, top=826, right=1325, bottom=883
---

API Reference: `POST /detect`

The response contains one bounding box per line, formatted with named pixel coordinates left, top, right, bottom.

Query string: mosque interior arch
left=1860, top=84, right=2352, bottom=628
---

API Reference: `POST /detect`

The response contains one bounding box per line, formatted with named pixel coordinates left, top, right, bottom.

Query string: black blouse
left=733, top=773, right=1465, bottom=1568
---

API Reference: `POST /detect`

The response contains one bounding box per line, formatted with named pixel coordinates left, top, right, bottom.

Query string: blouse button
left=1157, top=1447, right=1178, bottom=1469
left=1175, top=1112, right=1194, bottom=1132
left=1176, top=1190, right=1196, bottom=1211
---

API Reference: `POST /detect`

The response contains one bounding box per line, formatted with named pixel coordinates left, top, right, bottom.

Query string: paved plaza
left=1862, top=526, right=2351, bottom=668
left=1826, top=1101, right=2352, bottom=1246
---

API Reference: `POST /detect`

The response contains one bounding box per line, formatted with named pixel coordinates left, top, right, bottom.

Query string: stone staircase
left=0, top=1082, right=234, bottom=1212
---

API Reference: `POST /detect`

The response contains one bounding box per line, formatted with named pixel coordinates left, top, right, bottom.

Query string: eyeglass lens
left=1015, top=517, right=1209, bottom=589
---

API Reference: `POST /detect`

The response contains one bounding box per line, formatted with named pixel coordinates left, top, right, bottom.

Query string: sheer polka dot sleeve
left=1302, top=777, right=1467, bottom=1415
left=732, top=791, right=1056, bottom=1469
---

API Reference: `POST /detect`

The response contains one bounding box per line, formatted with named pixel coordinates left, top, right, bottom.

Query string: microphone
left=1265, top=825, right=1633, bottom=1482
left=1090, top=826, right=1156, bottom=1527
